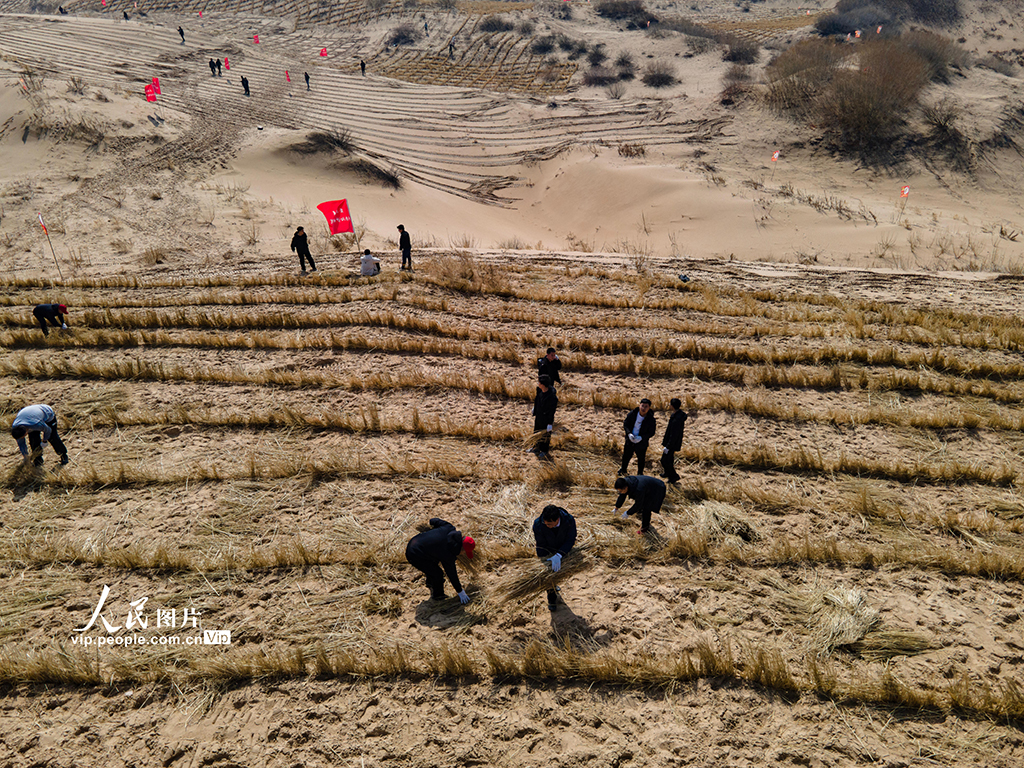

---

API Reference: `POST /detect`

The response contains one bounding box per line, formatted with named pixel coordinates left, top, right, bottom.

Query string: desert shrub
left=977, top=55, right=1016, bottom=77
left=723, top=36, right=760, bottom=64
left=517, top=20, right=535, bottom=35
left=815, top=7, right=894, bottom=37
left=540, top=0, right=573, bottom=19
left=765, top=38, right=846, bottom=113
left=642, top=61, right=677, bottom=88
left=436, top=0, right=456, bottom=8
left=607, top=82, right=626, bottom=99
left=723, top=64, right=752, bottom=85
left=567, top=41, right=590, bottom=61
left=619, top=143, right=646, bottom=157
left=557, top=34, right=576, bottom=52
left=583, top=67, right=618, bottom=86
left=66, top=76, right=85, bottom=95
left=901, top=30, right=968, bottom=83
left=720, top=83, right=749, bottom=106
left=658, top=16, right=715, bottom=37
left=387, top=24, right=419, bottom=47
left=595, top=0, right=656, bottom=28
left=614, top=51, right=636, bottom=80
left=588, top=45, right=608, bottom=67
left=814, top=40, right=928, bottom=148
left=290, top=129, right=354, bottom=155
left=531, top=36, right=556, bottom=55
left=479, top=15, right=514, bottom=33
left=836, top=0, right=961, bottom=26
left=686, top=35, right=718, bottom=55
left=339, top=158, right=402, bottom=189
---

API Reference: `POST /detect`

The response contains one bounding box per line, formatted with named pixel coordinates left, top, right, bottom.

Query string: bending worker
left=405, top=518, right=475, bottom=604
left=11, top=404, right=69, bottom=466
left=33, top=303, right=68, bottom=336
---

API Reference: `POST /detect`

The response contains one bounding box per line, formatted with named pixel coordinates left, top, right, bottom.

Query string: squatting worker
left=360, top=248, right=381, bottom=276
left=533, top=505, right=576, bottom=611
left=537, top=347, right=562, bottom=386
left=11, top=404, right=69, bottom=466
left=33, top=303, right=68, bottom=336
left=619, top=398, right=656, bottom=476
left=613, top=475, right=667, bottom=535
left=405, top=518, right=475, bottom=604
left=660, top=397, right=688, bottom=485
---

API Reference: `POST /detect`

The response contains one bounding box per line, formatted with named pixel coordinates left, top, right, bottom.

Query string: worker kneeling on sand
left=405, top=518, right=475, bottom=604
left=11, top=404, right=69, bottom=467
left=533, top=505, right=576, bottom=611
left=360, top=249, right=381, bottom=276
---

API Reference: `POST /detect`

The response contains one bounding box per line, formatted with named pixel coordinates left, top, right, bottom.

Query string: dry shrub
left=765, top=39, right=846, bottom=114
left=682, top=500, right=761, bottom=543
left=140, top=246, right=167, bottom=265
left=901, top=29, right=969, bottom=83
left=479, top=15, right=514, bottom=33
left=723, top=64, right=752, bottom=85
left=362, top=588, right=402, bottom=616
left=642, top=61, right=677, bottom=88
left=607, top=82, right=626, bottom=99
left=977, top=55, right=1016, bottom=77
left=618, top=143, right=646, bottom=158
left=290, top=129, right=355, bottom=155
left=338, top=158, right=401, bottom=189
left=722, top=36, right=759, bottom=65
left=836, top=0, right=961, bottom=26
left=387, top=23, right=419, bottom=47
left=814, top=40, right=929, bottom=148
left=595, top=0, right=654, bottom=27
left=583, top=67, right=618, bottom=87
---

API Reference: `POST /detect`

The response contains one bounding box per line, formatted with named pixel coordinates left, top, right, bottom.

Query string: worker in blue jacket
left=11, top=404, right=69, bottom=466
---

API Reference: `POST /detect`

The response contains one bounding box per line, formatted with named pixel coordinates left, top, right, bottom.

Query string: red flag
left=152, top=77, right=161, bottom=95
left=101, top=0, right=106, bottom=6
left=285, top=70, right=291, bottom=82
left=199, top=10, right=202, bottom=16
left=855, top=29, right=861, bottom=38
left=900, top=185, right=910, bottom=198
left=145, top=84, right=156, bottom=102
left=224, top=57, right=230, bottom=70
left=37, top=213, right=47, bottom=235
left=877, top=25, right=882, bottom=33
left=317, top=200, right=354, bottom=234
left=320, top=48, right=327, bottom=57
left=771, top=150, right=780, bottom=162
left=253, top=34, right=260, bottom=44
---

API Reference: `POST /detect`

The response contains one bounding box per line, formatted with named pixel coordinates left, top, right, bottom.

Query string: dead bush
left=765, top=39, right=846, bottom=114
left=595, top=0, right=656, bottom=28
left=583, top=67, right=618, bottom=86
left=479, top=15, right=514, bottom=33
left=290, top=129, right=355, bottom=155
left=901, top=30, right=969, bottom=83
left=723, top=36, right=760, bottom=65
left=642, top=61, right=677, bottom=88
left=387, top=24, right=419, bottom=47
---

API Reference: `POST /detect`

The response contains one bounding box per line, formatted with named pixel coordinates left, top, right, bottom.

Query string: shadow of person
left=413, top=586, right=486, bottom=629
left=640, top=526, right=668, bottom=551
left=8, top=464, right=43, bottom=502
left=548, top=596, right=613, bottom=649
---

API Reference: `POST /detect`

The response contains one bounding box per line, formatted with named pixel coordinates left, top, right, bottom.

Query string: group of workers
left=288, top=225, right=410, bottom=276
left=12, top=306, right=688, bottom=616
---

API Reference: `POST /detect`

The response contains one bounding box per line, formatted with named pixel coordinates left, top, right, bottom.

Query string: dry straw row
left=7, top=301, right=1021, bottom=385
left=1, top=637, right=1021, bottom=724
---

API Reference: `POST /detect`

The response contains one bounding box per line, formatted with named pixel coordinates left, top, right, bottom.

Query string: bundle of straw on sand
left=492, top=544, right=596, bottom=604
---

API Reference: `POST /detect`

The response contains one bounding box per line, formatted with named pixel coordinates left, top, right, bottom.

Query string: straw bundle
left=685, top=500, right=761, bottom=543
left=492, top=544, right=596, bottom=604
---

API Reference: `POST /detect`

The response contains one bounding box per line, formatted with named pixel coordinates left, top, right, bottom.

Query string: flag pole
left=38, top=214, right=64, bottom=280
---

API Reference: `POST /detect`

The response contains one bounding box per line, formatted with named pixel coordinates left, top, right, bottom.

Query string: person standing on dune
left=178, top=26, right=185, bottom=44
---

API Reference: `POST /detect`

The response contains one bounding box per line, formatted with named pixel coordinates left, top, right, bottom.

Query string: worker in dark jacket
left=613, top=475, right=666, bottom=534
left=11, top=404, right=69, bottom=466
left=533, top=505, right=576, bottom=611
left=290, top=227, right=316, bottom=274
left=529, top=374, right=558, bottom=460
left=405, top=518, right=475, bottom=603
left=537, top=347, right=562, bottom=386
left=660, top=397, right=687, bottom=484
left=33, top=303, right=68, bottom=336
left=397, top=224, right=412, bottom=271
left=619, top=398, right=656, bottom=476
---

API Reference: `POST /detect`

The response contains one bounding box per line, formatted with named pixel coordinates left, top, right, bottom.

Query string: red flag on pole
left=145, top=84, right=157, bottom=102
left=317, top=200, right=354, bottom=234
left=152, top=77, right=161, bottom=95
left=253, top=34, right=260, bottom=44
left=224, top=57, right=230, bottom=70
left=37, top=213, right=47, bottom=235
left=900, top=185, right=910, bottom=198
left=320, top=48, right=327, bottom=57
left=199, top=10, right=202, bottom=16
left=771, top=150, right=780, bottom=162
left=285, top=71, right=291, bottom=82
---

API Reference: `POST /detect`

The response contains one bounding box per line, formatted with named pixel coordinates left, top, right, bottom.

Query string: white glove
left=620, top=509, right=629, bottom=519
left=546, top=425, right=552, bottom=432
left=629, top=434, right=640, bottom=444
left=662, top=447, right=668, bottom=455
left=549, top=553, right=562, bottom=572
left=62, top=324, right=68, bottom=329
left=457, top=590, right=470, bottom=605
left=531, top=407, right=534, bottom=415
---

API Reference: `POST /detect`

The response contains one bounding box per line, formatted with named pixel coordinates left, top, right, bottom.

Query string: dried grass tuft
left=491, top=545, right=596, bottom=604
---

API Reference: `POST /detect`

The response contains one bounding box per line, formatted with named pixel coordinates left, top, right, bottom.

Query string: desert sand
left=2, top=0, right=1024, bottom=766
